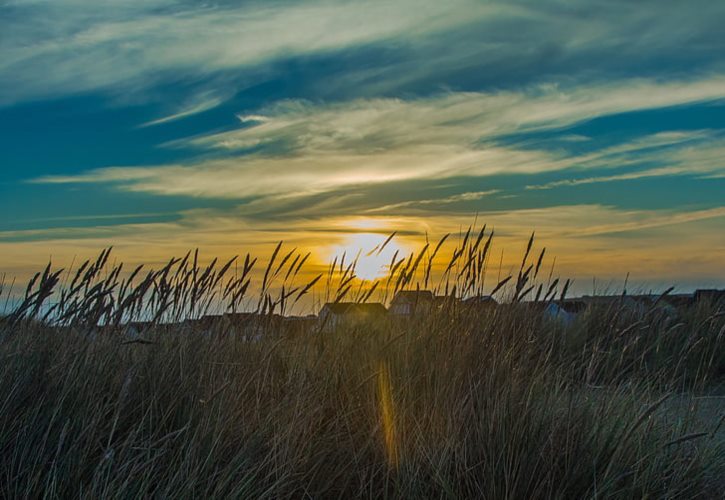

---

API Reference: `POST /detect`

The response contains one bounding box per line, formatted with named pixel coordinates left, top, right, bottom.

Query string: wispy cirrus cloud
left=139, top=91, right=227, bottom=127
left=185, top=79, right=725, bottom=154
left=526, top=168, right=684, bottom=190
left=367, top=190, right=501, bottom=213
left=32, top=77, right=725, bottom=205
left=525, top=133, right=725, bottom=190
left=0, top=0, right=491, bottom=104
left=2, top=0, right=725, bottom=105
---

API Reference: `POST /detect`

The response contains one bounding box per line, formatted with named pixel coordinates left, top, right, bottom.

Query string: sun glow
left=329, top=232, right=409, bottom=281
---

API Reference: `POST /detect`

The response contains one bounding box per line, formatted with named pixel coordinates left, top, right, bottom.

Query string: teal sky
left=1, top=0, right=724, bottom=291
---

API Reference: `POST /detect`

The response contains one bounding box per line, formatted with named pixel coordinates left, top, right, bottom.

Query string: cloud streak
left=0, top=0, right=489, bottom=104
left=2, top=0, right=725, bottom=105
left=189, top=79, right=725, bottom=154
left=33, top=77, right=725, bottom=206
left=139, top=92, right=226, bottom=127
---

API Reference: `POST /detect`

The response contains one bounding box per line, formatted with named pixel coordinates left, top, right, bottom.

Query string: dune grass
left=0, top=228, right=723, bottom=498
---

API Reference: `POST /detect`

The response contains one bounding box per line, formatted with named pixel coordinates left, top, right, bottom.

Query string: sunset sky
left=1, top=0, right=724, bottom=293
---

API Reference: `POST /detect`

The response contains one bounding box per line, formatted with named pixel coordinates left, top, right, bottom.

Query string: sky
left=1, top=0, right=724, bottom=294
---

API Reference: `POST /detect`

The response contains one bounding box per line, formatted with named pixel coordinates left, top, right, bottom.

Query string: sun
left=330, top=232, right=408, bottom=281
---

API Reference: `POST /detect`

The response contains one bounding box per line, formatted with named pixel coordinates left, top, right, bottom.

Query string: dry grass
left=0, top=227, right=723, bottom=498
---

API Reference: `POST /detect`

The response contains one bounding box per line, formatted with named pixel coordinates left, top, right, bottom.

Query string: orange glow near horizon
left=0, top=211, right=723, bottom=300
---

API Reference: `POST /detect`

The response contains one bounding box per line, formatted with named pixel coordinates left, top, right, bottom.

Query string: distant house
left=661, top=294, right=693, bottom=308
left=543, top=302, right=577, bottom=326
left=282, top=315, right=318, bottom=336
left=462, top=295, right=498, bottom=312
left=220, top=312, right=265, bottom=336
left=224, top=312, right=258, bottom=323
left=182, top=315, right=224, bottom=333
left=578, top=294, right=651, bottom=312
left=576, top=294, right=693, bottom=317
left=319, top=302, right=388, bottom=329
left=433, top=294, right=461, bottom=311
left=694, top=289, right=725, bottom=305
left=522, top=300, right=585, bottom=325
left=578, top=295, right=627, bottom=308
left=558, top=300, right=587, bottom=314
left=222, top=312, right=260, bottom=331
left=125, top=321, right=152, bottom=338
left=389, top=291, right=435, bottom=316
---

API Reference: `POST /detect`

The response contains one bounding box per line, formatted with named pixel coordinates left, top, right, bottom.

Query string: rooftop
left=321, top=302, right=388, bottom=316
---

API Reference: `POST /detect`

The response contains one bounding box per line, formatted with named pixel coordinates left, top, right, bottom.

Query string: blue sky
left=1, top=0, right=724, bottom=290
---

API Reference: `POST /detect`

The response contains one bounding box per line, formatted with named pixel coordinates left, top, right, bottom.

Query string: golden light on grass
left=377, top=360, right=399, bottom=469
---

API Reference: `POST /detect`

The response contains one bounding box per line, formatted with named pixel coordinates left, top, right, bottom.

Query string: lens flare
left=377, top=361, right=399, bottom=468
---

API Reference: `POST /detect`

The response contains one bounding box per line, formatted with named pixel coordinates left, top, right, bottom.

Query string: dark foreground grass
left=0, top=231, right=723, bottom=498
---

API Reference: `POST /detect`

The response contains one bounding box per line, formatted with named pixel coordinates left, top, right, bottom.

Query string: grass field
left=1, top=229, right=723, bottom=498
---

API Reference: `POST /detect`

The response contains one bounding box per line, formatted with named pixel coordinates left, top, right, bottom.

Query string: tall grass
left=1, top=227, right=723, bottom=498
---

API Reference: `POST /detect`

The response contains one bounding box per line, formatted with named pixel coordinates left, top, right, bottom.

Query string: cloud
left=525, top=168, right=685, bottom=190
left=36, top=167, right=160, bottom=185
left=525, top=132, right=725, bottom=189
left=367, top=190, right=500, bottom=213
left=30, top=157, right=445, bottom=200
left=32, top=77, right=725, bottom=207
left=29, top=146, right=569, bottom=200
left=0, top=0, right=491, bottom=104
left=186, top=80, right=725, bottom=155
left=559, top=206, right=725, bottom=238
left=2, top=0, right=725, bottom=105
left=139, top=92, right=226, bottom=127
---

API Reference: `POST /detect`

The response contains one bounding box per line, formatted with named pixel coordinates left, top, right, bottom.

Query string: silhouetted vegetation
left=1, top=227, right=723, bottom=498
